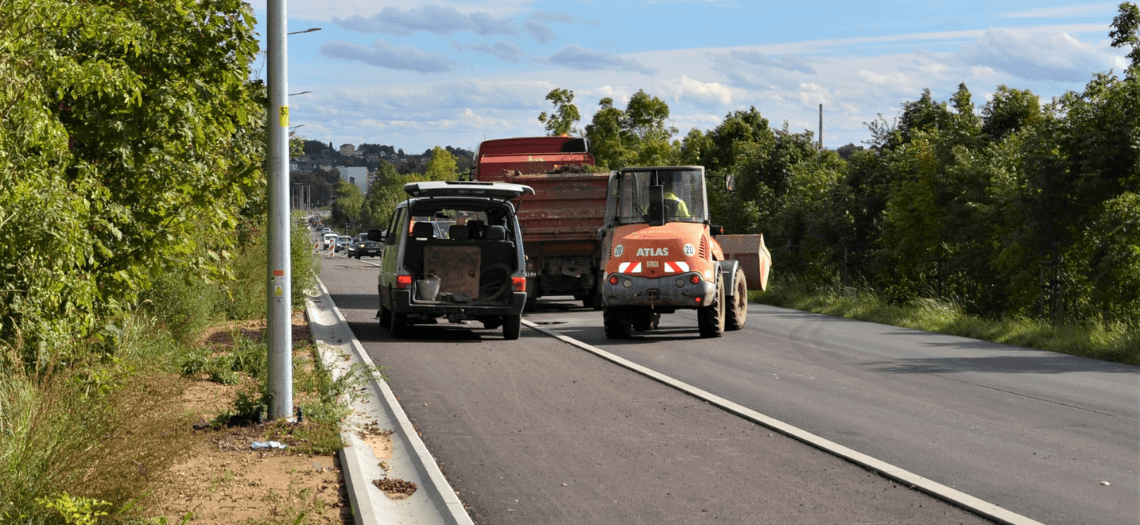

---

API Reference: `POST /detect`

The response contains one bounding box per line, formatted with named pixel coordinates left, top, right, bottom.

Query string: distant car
left=349, top=238, right=382, bottom=259
left=377, top=181, right=533, bottom=340
left=322, top=232, right=338, bottom=250
left=335, top=235, right=352, bottom=252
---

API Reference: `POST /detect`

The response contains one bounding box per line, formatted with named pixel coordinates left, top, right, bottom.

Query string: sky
left=246, top=1, right=1133, bottom=155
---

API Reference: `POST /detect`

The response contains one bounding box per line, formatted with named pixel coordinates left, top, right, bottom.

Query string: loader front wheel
left=697, top=278, right=725, bottom=338
left=726, top=267, right=747, bottom=331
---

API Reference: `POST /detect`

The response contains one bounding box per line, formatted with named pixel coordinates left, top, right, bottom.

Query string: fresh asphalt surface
left=320, top=254, right=1137, bottom=525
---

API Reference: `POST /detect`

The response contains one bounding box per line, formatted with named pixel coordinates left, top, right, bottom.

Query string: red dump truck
left=472, top=136, right=609, bottom=308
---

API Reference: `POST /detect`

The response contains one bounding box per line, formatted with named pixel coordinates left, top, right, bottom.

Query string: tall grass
left=752, top=275, right=1140, bottom=366
left=0, top=316, right=194, bottom=523
left=0, top=215, right=322, bottom=523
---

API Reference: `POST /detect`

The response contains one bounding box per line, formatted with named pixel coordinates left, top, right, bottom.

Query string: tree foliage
left=0, top=0, right=265, bottom=361
left=584, top=90, right=679, bottom=168
left=537, top=88, right=580, bottom=136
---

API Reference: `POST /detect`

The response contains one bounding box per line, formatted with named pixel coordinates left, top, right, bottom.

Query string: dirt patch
left=372, top=477, right=417, bottom=500
left=146, top=312, right=352, bottom=524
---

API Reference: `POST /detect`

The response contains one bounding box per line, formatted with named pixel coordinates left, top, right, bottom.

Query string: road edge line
left=523, top=319, right=1043, bottom=525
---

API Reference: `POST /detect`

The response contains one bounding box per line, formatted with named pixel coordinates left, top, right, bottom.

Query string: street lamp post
left=266, top=0, right=293, bottom=421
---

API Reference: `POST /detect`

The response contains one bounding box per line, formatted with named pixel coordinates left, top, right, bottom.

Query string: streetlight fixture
left=288, top=27, right=321, bottom=35
left=289, top=91, right=311, bottom=96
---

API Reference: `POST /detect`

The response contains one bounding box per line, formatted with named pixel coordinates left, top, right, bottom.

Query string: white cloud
left=469, top=41, right=527, bottom=63
left=999, top=3, right=1118, bottom=19
left=729, top=50, right=817, bottom=75
left=546, top=45, right=657, bottom=75
left=662, top=75, right=733, bottom=107
left=332, top=6, right=518, bottom=37
left=523, top=19, right=556, bottom=44
left=319, top=40, right=452, bottom=73
left=957, top=28, right=1112, bottom=82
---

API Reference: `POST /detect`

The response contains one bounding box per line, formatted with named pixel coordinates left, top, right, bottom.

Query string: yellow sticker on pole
left=279, top=106, right=289, bottom=127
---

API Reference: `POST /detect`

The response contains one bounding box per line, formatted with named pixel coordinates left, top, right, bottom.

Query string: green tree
left=423, top=146, right=459, bottom=181
left=537, top=88, right=581, bottom=136
left=362, top=161, right=403, bottom=229
left=697, top=107, right=774, bottom=175
left=331, top=181, right=364, bottom=233
left=584, top=91, right=678, bottom=168
left=1110, top=2, right=1140, bottom=70
left=585, top=97, right=632, bottom=169
left=0, top=0, right=264, bottom=358
left=895, top=88, right=954, bottom=146
left=981, top=85, right=1041, bottom=142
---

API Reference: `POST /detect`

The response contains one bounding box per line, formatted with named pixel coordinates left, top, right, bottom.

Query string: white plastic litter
left=251, top=441, right=287, bottom=450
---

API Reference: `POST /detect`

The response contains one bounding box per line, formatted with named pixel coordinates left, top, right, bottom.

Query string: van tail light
left=396, top=275, right=412, bottom=289
left=511, top=277, right=526, bottom=292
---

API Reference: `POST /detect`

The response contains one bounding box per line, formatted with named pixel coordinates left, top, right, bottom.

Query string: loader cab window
left=616, top=168, right=706, bottom=224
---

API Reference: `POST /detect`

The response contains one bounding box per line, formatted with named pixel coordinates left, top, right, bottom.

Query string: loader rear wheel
left=726, top=267, right=748, bottom=331
left=697, top=278, right=725, bottom=338
left=603, top=307, right=633, bottom=339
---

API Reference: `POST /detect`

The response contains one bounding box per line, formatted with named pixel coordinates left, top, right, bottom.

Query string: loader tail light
left=690, top=275, right=701, bottom=284
left=694, top=296, right=702, bottom=304
left=396, top=275, right=412, bottom=289
left=512, top=277, right=526, bottom=292
left=609, top=275, right=619, bottom=285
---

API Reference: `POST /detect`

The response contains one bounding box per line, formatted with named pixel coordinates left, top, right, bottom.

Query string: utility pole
left=818, top=104, right=823, bottom=150
left=266, top=0, right=292, bottom=421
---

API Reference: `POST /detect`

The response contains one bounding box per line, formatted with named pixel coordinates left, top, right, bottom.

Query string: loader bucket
left=717, top=234, right=772, bottom=291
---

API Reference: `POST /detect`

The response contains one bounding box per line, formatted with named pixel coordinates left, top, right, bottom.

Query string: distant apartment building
left=339, top=166, right=369, bottom=194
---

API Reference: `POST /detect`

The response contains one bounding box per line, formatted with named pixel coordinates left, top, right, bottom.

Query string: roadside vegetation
left=752, top=277, right=1140, bottom=366
left=0, top=2, right=372, bottom=523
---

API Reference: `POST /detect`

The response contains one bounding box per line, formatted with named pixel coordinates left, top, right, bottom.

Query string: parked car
left=377, top=181, right=533, bottom=339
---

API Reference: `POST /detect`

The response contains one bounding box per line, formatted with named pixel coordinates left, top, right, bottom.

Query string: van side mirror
left=710, top=225, right=724, bottom=237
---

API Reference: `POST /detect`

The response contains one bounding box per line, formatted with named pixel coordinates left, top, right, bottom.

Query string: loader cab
left=603, top=166, right=708, bottom=228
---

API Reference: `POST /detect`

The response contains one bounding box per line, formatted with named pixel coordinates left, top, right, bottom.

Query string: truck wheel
left=389, top=311, right=409, bottom=339
left=632, top=308, right=660, bottom=331
left=726, top=267, right=748, bottom=331
left=603, top=307, right=632, bottom=339
left=581, top=283, right=603, bottom=310
left=502, top=314, right=522, bottom=340
left=698, top=278, right=725, bottom=338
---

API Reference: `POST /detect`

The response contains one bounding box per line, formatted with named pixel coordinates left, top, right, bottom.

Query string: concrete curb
left=306, top=279, right=473, bottom=525
left=523, top=318, right=1045, bottom=525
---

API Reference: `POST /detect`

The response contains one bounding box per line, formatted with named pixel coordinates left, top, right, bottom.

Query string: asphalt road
left=320, top=252, right=1138, bottom=525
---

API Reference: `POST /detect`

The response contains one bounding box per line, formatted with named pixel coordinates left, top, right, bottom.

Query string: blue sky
left=247, top=1, right=1131, bottom=155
